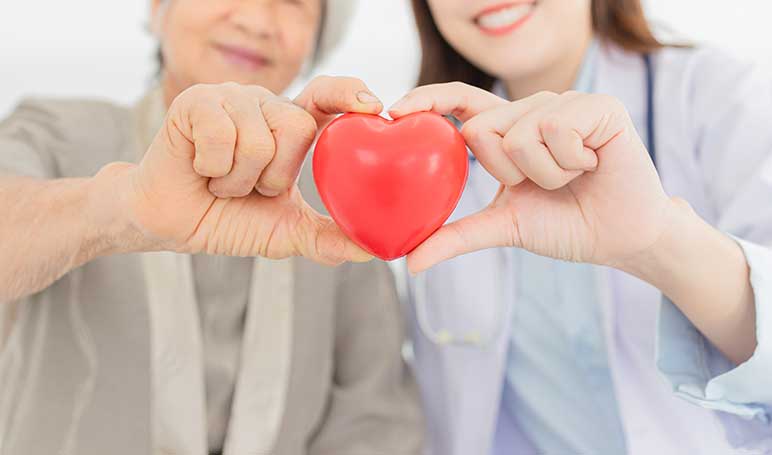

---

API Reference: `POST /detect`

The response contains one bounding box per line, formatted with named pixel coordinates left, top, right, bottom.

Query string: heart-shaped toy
left=313, top=112, right=468, bottom=260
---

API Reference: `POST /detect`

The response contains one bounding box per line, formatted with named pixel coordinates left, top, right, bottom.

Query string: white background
left=2, top=0, right=772, bottom=117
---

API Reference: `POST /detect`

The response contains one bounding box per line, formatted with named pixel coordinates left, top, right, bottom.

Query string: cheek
left=426, top=0, right=470, bottom=34
left=277, top=15, right=318, bottom=68
left=426, top=0, right=481, bottom=57
left=161, top=1, right=226, bottom=69
left=542, top=0, right=592, bottom=34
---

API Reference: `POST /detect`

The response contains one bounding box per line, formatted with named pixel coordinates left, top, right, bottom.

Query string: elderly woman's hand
left=114, top=76, right=382, bottom=264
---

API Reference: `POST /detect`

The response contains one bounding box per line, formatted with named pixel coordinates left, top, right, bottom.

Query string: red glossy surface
left=313, top=112, right=469, bottom=260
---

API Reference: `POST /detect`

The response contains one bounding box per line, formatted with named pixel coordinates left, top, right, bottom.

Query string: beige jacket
left=0, top=90, right=424, bottom=455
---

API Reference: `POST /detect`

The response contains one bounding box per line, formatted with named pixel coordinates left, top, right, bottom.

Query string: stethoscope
left=414, top=54, right=657, bottom=348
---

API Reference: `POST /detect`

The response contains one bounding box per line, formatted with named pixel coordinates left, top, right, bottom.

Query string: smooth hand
left=390, top=83, right=678, bottom=273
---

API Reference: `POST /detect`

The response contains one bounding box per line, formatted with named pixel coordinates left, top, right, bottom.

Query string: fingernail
left=388, top=100, right=404, bottom=113
left=353, top=254, right=374, bottom=263
left=583, top=159, right=599, bottom=172
left=356, top=91, right=381, bottom=104
left=257, top=185, right=280, bottom=197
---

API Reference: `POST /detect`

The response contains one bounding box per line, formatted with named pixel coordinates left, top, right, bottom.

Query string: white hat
left=316, top=0, right=358, bottom=63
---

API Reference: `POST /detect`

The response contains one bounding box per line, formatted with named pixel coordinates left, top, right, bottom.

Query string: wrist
left=614, top=197, right=695, bottom=276
left=615, top=197, right=744, bottom=298
left=87, top=162, right=160, bottom=256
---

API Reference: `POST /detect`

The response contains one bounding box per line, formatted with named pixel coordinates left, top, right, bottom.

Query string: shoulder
left=655, top=45, right=758, bottom=80
left=6, top=96, right=131, bottom=140
left=1, top=96, right=134, bottom=177
left=654, top=46, right=771, bottom=114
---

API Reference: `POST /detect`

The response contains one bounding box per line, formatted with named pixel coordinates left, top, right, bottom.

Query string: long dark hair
left=411, top=0, right=667, bottom=90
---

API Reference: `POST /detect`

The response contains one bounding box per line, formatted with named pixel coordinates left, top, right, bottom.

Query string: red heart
left=313, top=112, right=469, bottom=261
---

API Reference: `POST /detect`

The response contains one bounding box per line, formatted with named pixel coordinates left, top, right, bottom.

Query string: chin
left=195, top=68, right=266, bottom=87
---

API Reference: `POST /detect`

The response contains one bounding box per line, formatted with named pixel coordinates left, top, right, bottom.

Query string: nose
left=228, top=0, right=277, bottom=40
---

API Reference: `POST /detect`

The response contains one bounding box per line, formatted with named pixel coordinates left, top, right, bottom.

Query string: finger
left=540, top=116, right=598, bottom=171
left=208, top=97, right=275, bottom=198
left=187, top=97, right=237, bottom=178
left=389, top=82, right=507, bottom=122
left=553, top=93, right=638, bottom=163
left=294, top=75, right=383, bottom=128
left=535, top=91, right=598, bottom=171
left=297, top=211, right=373, bottom=266
left=258, top=96, right=318, bottom=196
left=502, top=122, right=582, bottom=191
left=406, top=199, right=517, bottom=274
left=461, top=91, right=557, bottom=185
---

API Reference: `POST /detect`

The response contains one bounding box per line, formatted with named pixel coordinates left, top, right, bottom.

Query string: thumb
left=294, top=75, right=383, bottom=128
left=406, top=205, right=518, bottom=274
left=297, top=210, right=373, bottom=266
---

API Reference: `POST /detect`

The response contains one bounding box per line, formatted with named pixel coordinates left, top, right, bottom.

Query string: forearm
left=618, top=198, right=756, bottom=365
left=0, top=163, right=149, bottom=303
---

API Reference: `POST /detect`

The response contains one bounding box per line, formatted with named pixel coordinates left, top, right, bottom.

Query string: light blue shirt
left=495, top=40, right=632, bottom=454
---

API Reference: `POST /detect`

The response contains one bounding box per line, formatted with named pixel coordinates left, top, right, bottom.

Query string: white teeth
left=477, top=4, right=533, bottom=29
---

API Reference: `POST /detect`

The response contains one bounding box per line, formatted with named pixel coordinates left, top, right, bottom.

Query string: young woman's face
left=425, top=0, right=593, bottom=82
left=152, top=0, right=322, bottom=94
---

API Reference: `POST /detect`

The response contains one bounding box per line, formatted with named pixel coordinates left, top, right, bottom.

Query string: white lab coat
left=404, top=44, right=772, bottom=454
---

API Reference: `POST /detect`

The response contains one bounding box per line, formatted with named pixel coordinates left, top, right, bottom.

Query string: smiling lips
left=214, top=43, right=271, bottom=71
left=475, top=2, right=536, bottom=36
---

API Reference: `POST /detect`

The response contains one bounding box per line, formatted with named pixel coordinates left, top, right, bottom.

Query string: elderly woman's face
left=152, top=0, right=322, bottom=94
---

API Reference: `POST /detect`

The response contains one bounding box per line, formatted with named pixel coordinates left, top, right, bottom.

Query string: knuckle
left=199, top=123, right=236, bottom=147
left=260, top=173, right=294, bottom=192
left=540, top=176, right=564, bottom=190
left=338, top=76, right=366, bottom=87
left=309, top=75, right=333, bottom=88
left=247, top=84, right=274, bottom=99
left=247, top=137, right=276, bottom=164
left=210, top=178, right=251, bottom=198
left=227, top=181, right=255, bottom=198
left=292, top=107, right=318, bottom=131
left=194, top=157, right=230, bottom=177
left=174, top=84, right=208, bottom=108
left=219, top=81, right=240, bottom=91
left=505, top=173, right=526, bottom=187
left=395, top=91, right=418, bottom=107
left=181, top=84, right=204, bottom=98
left=447, top=81, right=470, bottom=91
left=503, top=135, right=528, bottom=159
left=461, top=119, right=484, bottom=143
left=539, top=116, right=561, bottom=134
left=596, top=93, right=625, bottom=111
left=533, top=90, right=559, bottom=102
left=187, top=83, right=218, bottom=99
left=283, top=108, right=318, bottom=142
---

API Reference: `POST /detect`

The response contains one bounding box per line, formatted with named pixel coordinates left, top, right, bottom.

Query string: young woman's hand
left=113, top=76, right=383, bottom=264
left=390, top=83, right=679, bottom=273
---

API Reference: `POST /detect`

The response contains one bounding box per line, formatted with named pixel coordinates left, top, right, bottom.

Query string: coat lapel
left=223, top=258, right=295, bottom=455
left=142, top=252, right=207, bottom=455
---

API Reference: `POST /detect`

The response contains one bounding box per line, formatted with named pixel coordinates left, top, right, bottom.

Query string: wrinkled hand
left=389, top=83, right=677, bottom=273
left=120, top=76, right=383, bottom=265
